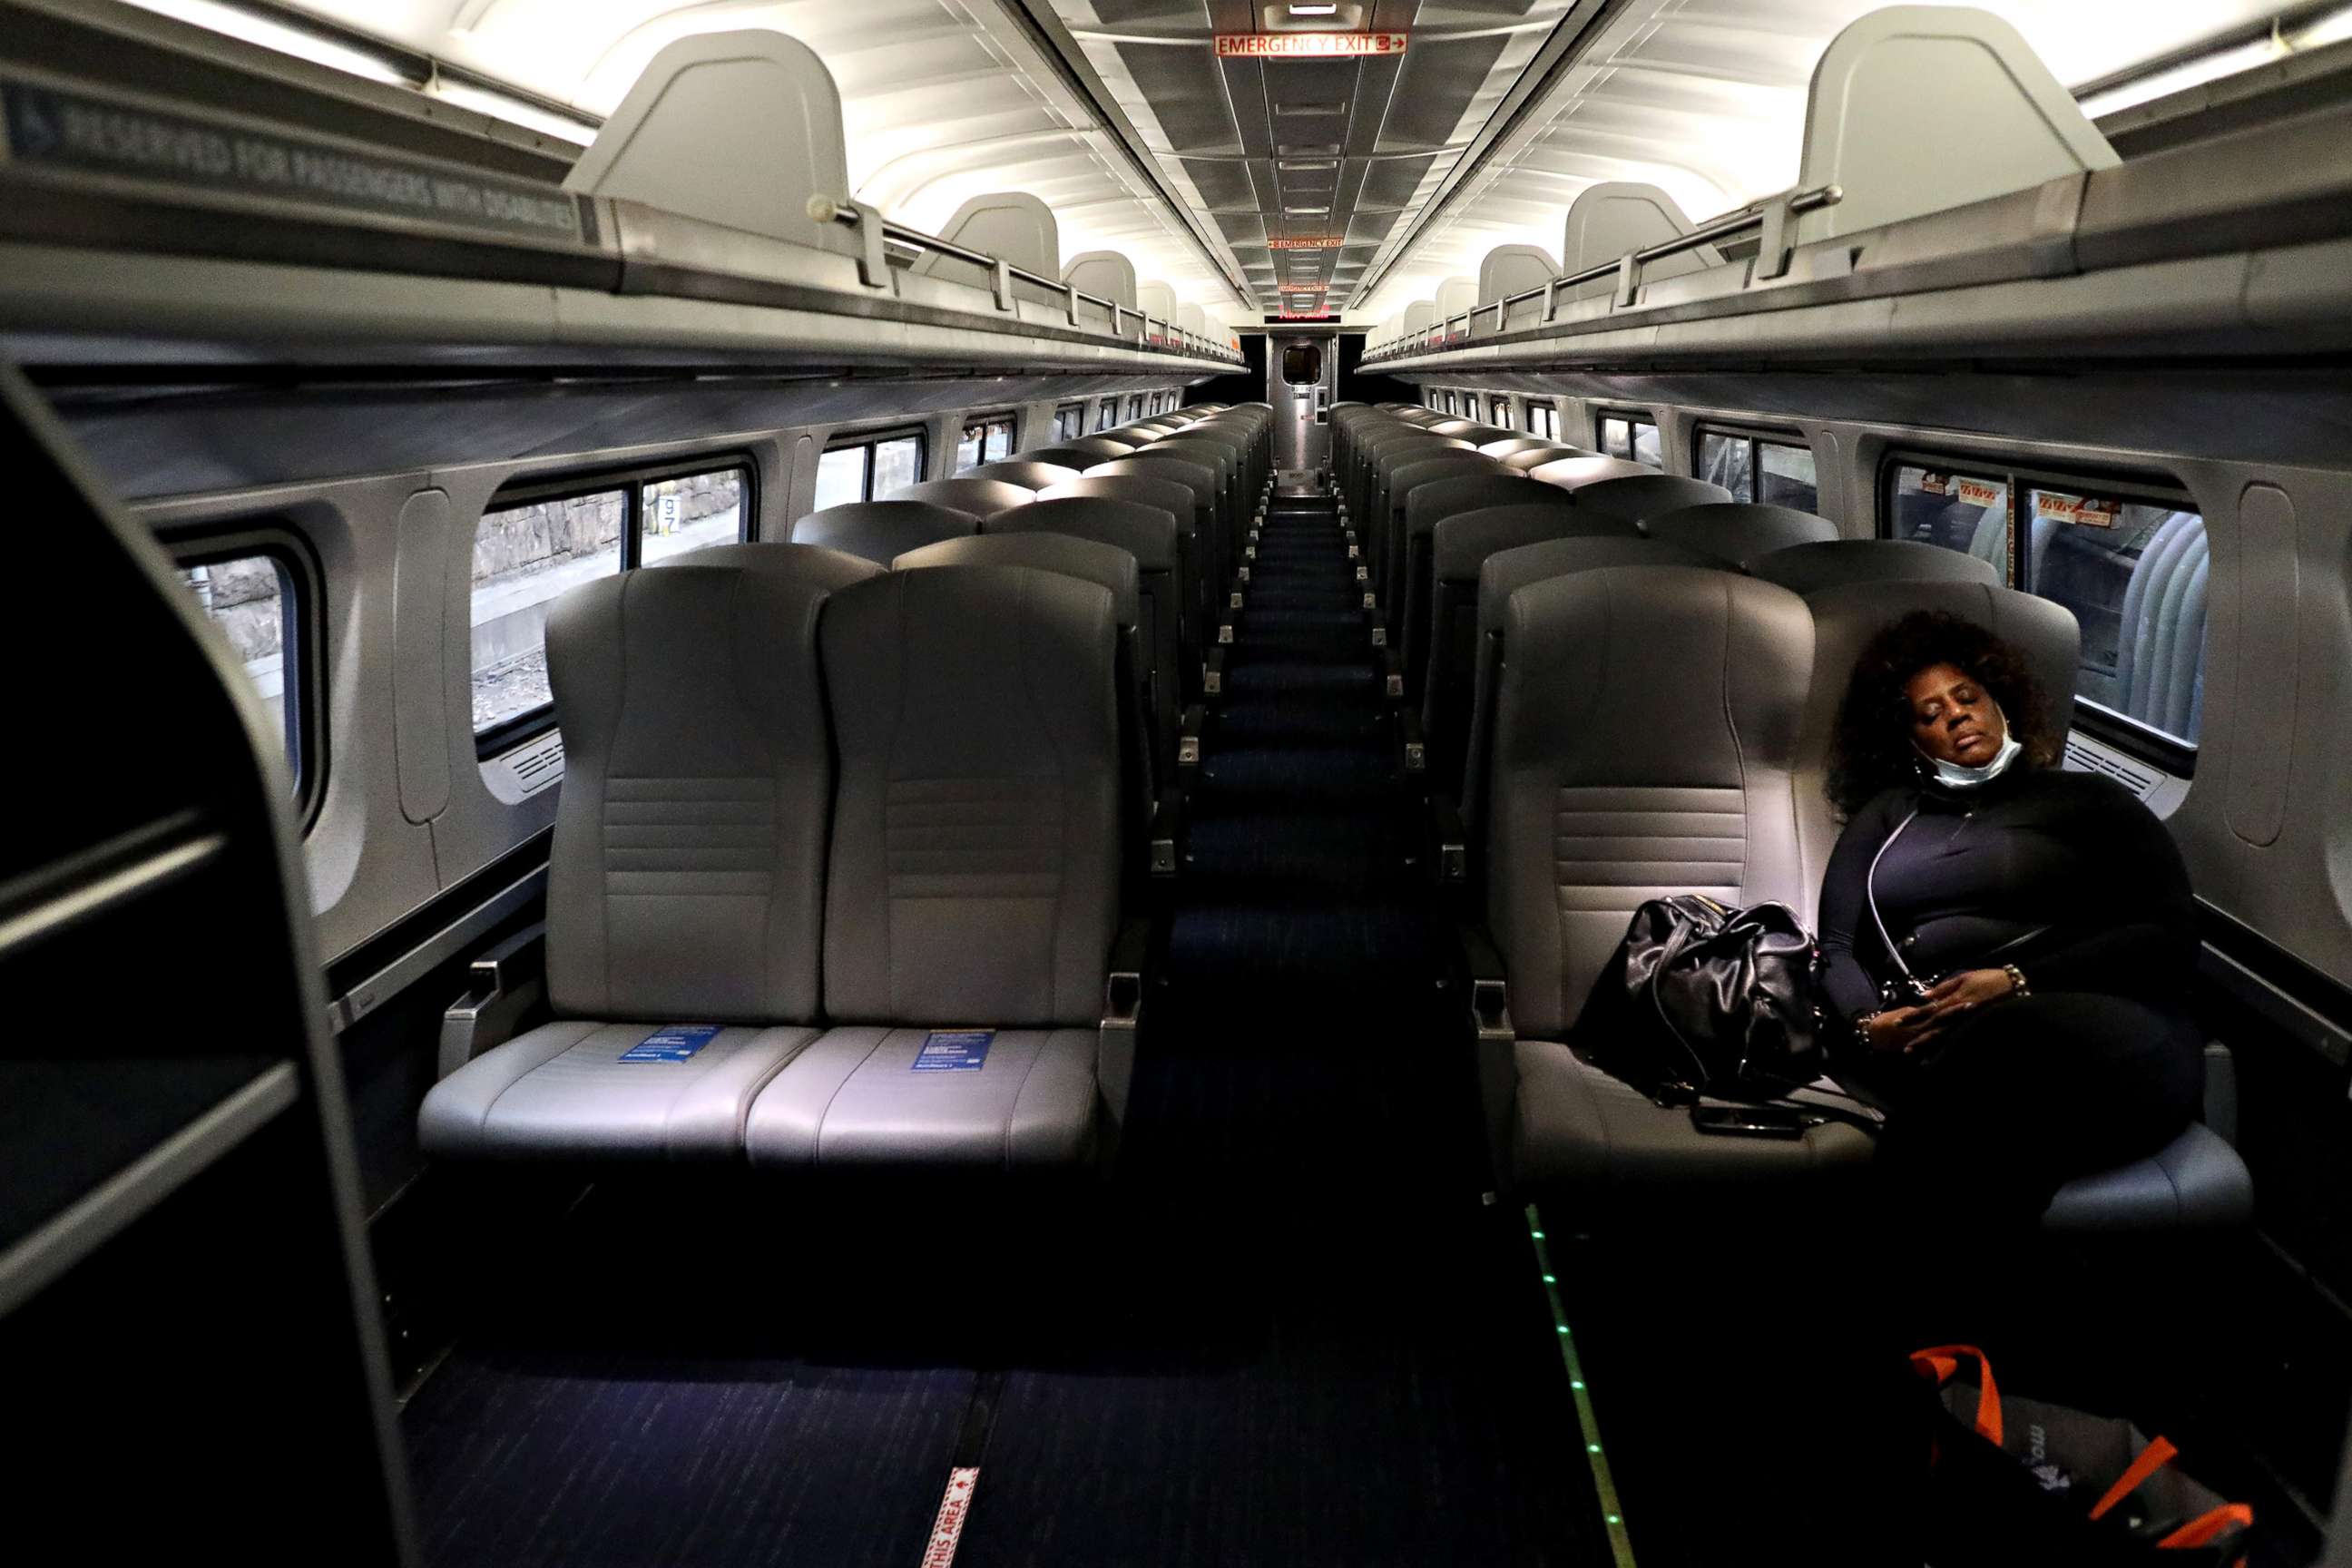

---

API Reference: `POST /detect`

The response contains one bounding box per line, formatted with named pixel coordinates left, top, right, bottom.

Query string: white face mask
left=1915, top=701, right=2021, bottom=789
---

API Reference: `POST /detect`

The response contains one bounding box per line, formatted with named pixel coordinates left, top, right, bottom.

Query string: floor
left=400, top=478, right=1608, bottom=1566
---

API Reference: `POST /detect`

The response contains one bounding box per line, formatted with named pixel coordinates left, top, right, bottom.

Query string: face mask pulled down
left=1916, top=703, right=2023, bottom=790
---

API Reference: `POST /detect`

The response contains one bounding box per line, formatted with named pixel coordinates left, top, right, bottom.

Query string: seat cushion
left=744, top=1026, right=1099, bottom=1170
left=2041, top=1122, right=2253, bottom=1233
left=1514, top=1039, right=1875, bottom=1201
left=419, top=1019, right=818, bottom=1161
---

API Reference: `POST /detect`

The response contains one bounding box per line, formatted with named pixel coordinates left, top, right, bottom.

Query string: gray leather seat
left=1571, top=476, right=1737, bottom=530
left=1377, top=455, right=1499, bottom=621
left=1483, top=566, right=1874, bottom=1208
left=1502, top=446, right=1593, bottom=473
left=791, top=500, right=977, bottom=565
left=419, top=554, right=874, bottom=1161
left=1479, top=436, right=1556, bottom=460
left=1528, top=455, right=1657, bottom=491
left=1398, top=474, right=1570, bottom=694
left=1022, top=443, right=1129, bottom=471
left=1089, top=456, right=1225, bottom=603
left=1459, top=536, right=1722, bottom=835
left=891, top=477, right=1036, bottom=515
left=1038, top=475, right=1209, bottom=681
left=1642, top=501, right=1836, bottom=567
left=744, top=564, right=1126, bottom=1171
left=968, top=459, right=1082, bottom=491
left=1795, top=578, right=2252, bottom=1231
left=987, top=496, right=1186, bottom=776
left=1059, top=435, right=1139, bottom=459
left=1749, top=537, right=1998, bottom=595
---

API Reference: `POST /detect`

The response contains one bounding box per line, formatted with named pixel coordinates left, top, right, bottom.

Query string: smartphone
left=1690, top=1105, right=1808, bottom=1140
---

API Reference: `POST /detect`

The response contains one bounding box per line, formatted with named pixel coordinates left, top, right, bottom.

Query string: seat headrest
left=893, top=532, right=1139, bottom=630
left=1803, top=579, right=2082, bottom=748
left=1088, top=456, right=1215, bottom=501
left=1410, top=475, right=1566, bottom=541
left=1641, top=501, right=1837, bottom=566
left=1477, top=535, right=1725, bottom=633
left=1059, top=436, right=1139, bottom=459
left=987, top=496, right=1177, bottom=570
left=970, top=460, right=1082, bottom=491
left=1570, top=476, right=1737, bottom=528
left=1389, top=454, right=1500, bottom=498
left=1749, top=537, right=1999, bottom=595
left=1435, top=503, right=1621, bottom=583
left=789, top=500, right=978, bottom=565
left=1478, top=437, right=1554, bottom=459
left=1529, top=455, right=1658, bottom=490
left=1036, top=475, right=1196, bottom=525
left=891, top=477, right=1036, bottom=515
left=670, top=540, right=884, bottom=592
left=1502, top=446, right=1592, bottom=472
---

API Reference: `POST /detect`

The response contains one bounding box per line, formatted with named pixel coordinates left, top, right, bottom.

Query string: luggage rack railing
left=808, top=197, right=1240, bottom=363
left=1363, top=182, right=1844, bottom=360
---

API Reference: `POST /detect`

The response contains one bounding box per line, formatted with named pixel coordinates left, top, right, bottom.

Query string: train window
left=174, top=541, right=313, bottom=804
left=1490, top=395, right=1511, bottom=426
left=1882, top=458, right=2208, bottom=759
left=1094, top=397, right=1118, bottom=432
left=814, top=446, right=867, bottom=511
left=1598, top=412, right=1661, bottom=466
left=470, top=484, right=630, bottom=738
left=955, top=416, right=1016, bottom=473
left=1127, top=395, right=1145, bottom=420
left=640, top=466, right=750, bottom=565
left=1527, top=403, right=1557, bottom=440
left=1697, top=429, right=1819, bottom=511
left=872, top=434, right=924, bottom=496
left=1054, top=403, right=1085, bottom=441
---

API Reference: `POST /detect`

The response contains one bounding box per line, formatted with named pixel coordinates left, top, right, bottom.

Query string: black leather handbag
left=1571, top=893, right=1823, bottom=1102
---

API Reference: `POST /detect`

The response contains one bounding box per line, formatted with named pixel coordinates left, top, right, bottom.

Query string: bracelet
left=2002, top=964, right=2030, bottom=1000
left=1853, top=1010, right=1882, bottom=1047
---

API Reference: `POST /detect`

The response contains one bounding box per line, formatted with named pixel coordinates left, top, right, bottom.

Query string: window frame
left=1527, top=402, right=1557, bottom=440
left=1094, top=397, right=1119, bottom=433
left=1490, top=394, right=1512, bottom=426
left=818, top=425, right=928, bottom=505
left=164, top=522, right=328, bottom=829
left=1595, top=408, right=1661, bottom=464
left=471, top=452, right=760, bottom=757
left=1694, top=422, right=1817, bottom=506
left=1876, top=446, right=2205, bottom=776
left=956, top=412, right=1018, bottom=473
left=1054, top=403, right=1085, bottom=442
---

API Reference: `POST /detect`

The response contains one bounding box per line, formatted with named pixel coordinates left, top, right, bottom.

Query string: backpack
left=1571, top=894, right=1822, bottom=1102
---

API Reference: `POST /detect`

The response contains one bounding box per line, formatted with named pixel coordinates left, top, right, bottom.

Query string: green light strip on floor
left=1526, top=1203, right=1637, bottom=1568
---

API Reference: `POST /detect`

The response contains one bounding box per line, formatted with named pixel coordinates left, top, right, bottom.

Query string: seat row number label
left=921, top=1466, right=980, bottom=1566
left=913, top=1031, right=994, bottom=1071
left=619, top=1024, right=720, bottom=1062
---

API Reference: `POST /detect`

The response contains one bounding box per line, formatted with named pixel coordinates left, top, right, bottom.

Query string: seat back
left=544, top=562, right=848, bottom=1023
left=790, top=500, right=976, bottom=564
left=1023, top=443, right=1127, bottom=469
left=1791, top=581, right=2079, bottom=924
left=1749, top=537, right=1999, bottom=596
left=1642, top=502, right=1837, bottom=567
left=1529, top=455, right=1656, bottom=491
left=1090, top=455, right=1225, bottom=593
left=1041, top=474, right=1210, bottom=673
left=1488, top=566, right=1813, bottom=1038
left=1461, top=536, right=1723, bottom=834
left=988, top=496, right=1185, bottom=775
left=1479, top=436, right=1555, bottom=460
left=1400, top=472, right=1567, bottom=691
left=968, top=459, right=1081, bottom=491
left=892, top=477, right=1036, bottom=515
left=1502, top=446, right=1592, bottom=473
left=672, top=541, right=885, bottom=591
left=1380, top=455, right=1499, bottom=622
left=820, top=565, right=1120, bottom=1025
left=1571, top=476, right=1735, bottom=530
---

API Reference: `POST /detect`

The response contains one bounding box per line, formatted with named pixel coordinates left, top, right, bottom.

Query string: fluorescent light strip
left=429, top=77, right=598, bottom=145
left=123, top=0, right=413, bottom=84
left=2076, top=4, right=2352, bottom=119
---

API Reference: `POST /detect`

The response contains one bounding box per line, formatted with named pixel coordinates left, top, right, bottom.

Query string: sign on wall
left=1215, top=33, right=1408, bottom=58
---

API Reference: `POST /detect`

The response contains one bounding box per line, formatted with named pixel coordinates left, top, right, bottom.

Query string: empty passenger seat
left=1749, top=537, right=1998, bottom=595
left=1642, top=502, right=1837, bottom=567
left=970, top=459, right=1082, bottom=491
left=419, top=554, right=867, bottom=1161
left=791, top=499, right=977, bottom=564
left=1567, top=475, right=1734, bottom=530
left=892, top=477, right=1037, bottom=514
left=744, top=564, right=1131, bottom=1171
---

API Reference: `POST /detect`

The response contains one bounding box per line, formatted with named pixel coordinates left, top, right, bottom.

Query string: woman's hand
left=1917, top=968, right=2022, bottom=1023
left=1860, top=1004, right=1945, bottom=1054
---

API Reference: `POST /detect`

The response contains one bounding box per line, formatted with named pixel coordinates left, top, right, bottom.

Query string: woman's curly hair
left=1826, top=610, right=2059, bottom=818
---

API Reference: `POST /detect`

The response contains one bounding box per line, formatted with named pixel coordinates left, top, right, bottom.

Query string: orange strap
left=2088, top=1436, right=2178, bottom=1522
left=2157, top=1503, right=2253, bottom=1549
left=1908, top=1344, right=2003, bottom=1446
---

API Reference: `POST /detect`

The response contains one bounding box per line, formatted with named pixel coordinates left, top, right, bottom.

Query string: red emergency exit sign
left=1215, top=32, right=1408, bottom=58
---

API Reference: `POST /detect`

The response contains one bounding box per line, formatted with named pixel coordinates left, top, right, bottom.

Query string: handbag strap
left=2156, top=1503, right=2252, bottom=1550
left=2087, top=1435, right=2177, bottom=1522
left=1909, top=1343, right=2003, bottom=1446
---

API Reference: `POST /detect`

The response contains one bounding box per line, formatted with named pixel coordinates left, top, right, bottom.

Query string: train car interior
left=11, top=0, right=2352, bottom=1562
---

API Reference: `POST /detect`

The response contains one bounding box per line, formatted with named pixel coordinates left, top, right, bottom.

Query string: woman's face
left=1905, top=661, right=2006, bottom=767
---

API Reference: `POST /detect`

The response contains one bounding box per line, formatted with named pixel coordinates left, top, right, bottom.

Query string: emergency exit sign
left=1215, top=33, right=1408, bottom=58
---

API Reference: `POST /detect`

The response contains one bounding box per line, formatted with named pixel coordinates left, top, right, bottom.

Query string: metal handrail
left=1362, top=182, right=1843, bottom=359
left=808, top=195, right=1240, bottom=362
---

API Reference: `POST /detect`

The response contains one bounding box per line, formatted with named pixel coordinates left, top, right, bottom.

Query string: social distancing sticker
left=620, top=1024, right=720, bottom=1062
left=912, top=1031, right=994, bottom=1072
left=921, top=1467, right=980, bottom=1566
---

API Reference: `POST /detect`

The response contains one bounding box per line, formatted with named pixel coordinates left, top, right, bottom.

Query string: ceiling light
left=1289, top=4, right=1339, bottom=14
left=1279, top=142, right=1343, bottom=156
left=2076, top=37, right=2276, bottom=117
left=1275, top=102, right=1345, bottom=117
left=1277, top=160, right=1340, bottom=173
left=1289, top=208, right=1331, bottom=217
left=122, top=0, right=416, bottom=84
left=429, top=77, right=598, bottom=144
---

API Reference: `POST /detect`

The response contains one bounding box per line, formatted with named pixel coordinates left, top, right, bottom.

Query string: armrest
left=436, top=921, right=548, bottom=1080
left=1098, top=916, right=1154, bottom=1139
left=1203, top=644, right=1226, bottom=696
left=1458, top=920, right=1518, bottom=1192
left=1149, top=789, right=1182, bottom=877
left=1398, top=705, right=1426, bottom=775
left=1381, top=645, right=1405, bottom=701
